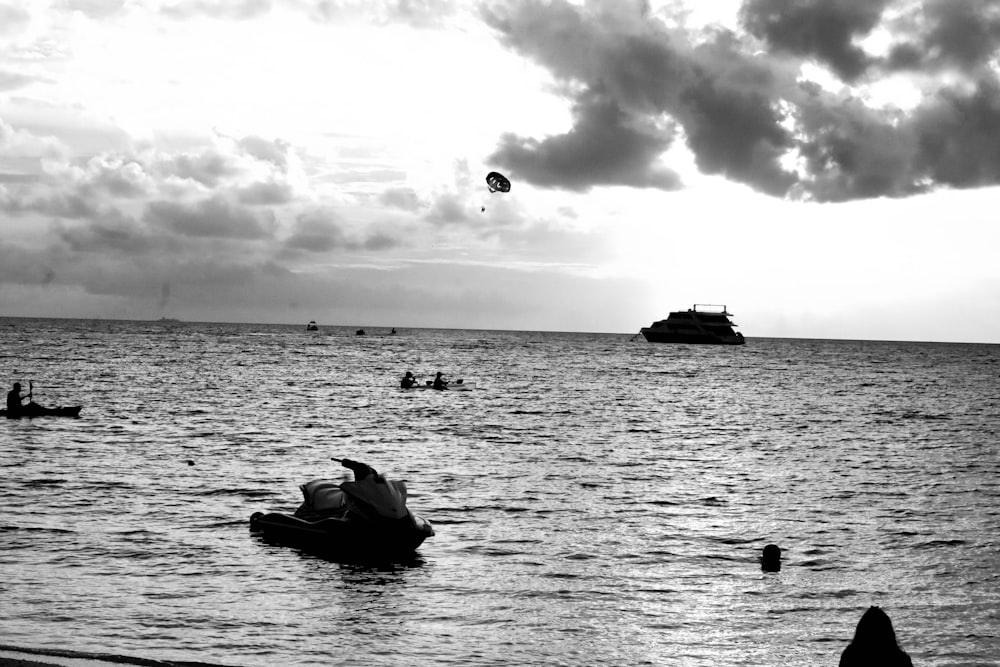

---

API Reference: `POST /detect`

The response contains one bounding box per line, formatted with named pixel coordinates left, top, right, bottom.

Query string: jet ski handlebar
left=331, top=457, right=377, bottom=480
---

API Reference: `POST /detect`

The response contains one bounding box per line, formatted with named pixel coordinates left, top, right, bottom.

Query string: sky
left=1, top=0, right=1000, bottom=343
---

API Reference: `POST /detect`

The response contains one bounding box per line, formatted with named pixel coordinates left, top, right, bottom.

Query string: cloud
left=283, top=207, right=403, bottom=252
left=483, top=0, right=796, bottom=197
left=284, top=209, right=350, bottom=252
left=379, top=187, right=421, bottom=211
left=0, top=70, right=38, bottom=91
left=159, top=0, right=273, bottom=21
left=150, top=0, right=459, bottom=26
left=145, top=196, right=278, bottom=239
left=490, top=88, right=683, bottom=192
left=54, top=0, right=127, bottom=19
left=237, top=180, right=293, bottom=205
left=72, top=154, right=152, bottom=198
left=2, top=190, right=101, bottom=218
left=57, top=210, right=165, bottom=254
left=425, top=192, right=472, bottom=225
left=307, top=0, right=459, bottom=27
left=483, top=0, right=1000, bottom=202
left=887, top=0, right=1000, bottom=73
left=0, top=5, right=30, bottom=37
left=237, top=135, right=292, bottom=169
left=157, top=150, right=239, bottom=188
left=913, top=77, right=1000, bottom=189
left=740, top=0, right=890, bottom=81
left=1, top=150, right=151, bottom=216
left=0, top=117, right=67, bottom=162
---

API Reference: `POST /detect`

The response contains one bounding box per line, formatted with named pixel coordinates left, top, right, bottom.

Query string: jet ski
left=249, top=457, right=434, bottom=557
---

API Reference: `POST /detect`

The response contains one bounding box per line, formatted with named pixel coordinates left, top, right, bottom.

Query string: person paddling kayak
left=6, top=382, right=29, bottom=417
left=4, top=382, right=50, bottom=417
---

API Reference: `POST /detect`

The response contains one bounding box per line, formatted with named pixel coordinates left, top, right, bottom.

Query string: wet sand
left=0, top=648, right=212, bottom=667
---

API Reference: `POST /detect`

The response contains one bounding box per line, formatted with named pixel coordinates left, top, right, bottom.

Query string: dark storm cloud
left=887, top=0, right=1000, bottom=73
left=145, top=196, right=277, bottom=239
left=913, top=77, right=1000, bottom=188
left=491, top=89, right=682, bottom=192
left=791, top=83, right=922, bottom=201
left=677, top=36, right=797, bottom=196
left=740, top=0, right=890, bottom=81
left=484, top=1, right=795, bottom=196
left=484, top=0, right=1000, bottom=202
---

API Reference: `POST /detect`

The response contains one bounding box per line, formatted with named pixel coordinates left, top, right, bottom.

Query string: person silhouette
left=761, top=544, right=781, bottom=572
left=6, top=382, right=27, bottom=416
left=432, top=372, right=448, bottom=390
left=400, top=371, right=417, bottom=389
left=839, top=606, right=913, bottom=666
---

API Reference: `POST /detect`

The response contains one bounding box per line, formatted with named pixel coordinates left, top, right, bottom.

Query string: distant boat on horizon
left=156, top=317, right=181, bottom=323
left=306, top=320, right=319, bottom=331
left=639, top=304, right=745, bottom=345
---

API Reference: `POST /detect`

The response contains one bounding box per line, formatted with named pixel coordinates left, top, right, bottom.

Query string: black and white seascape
left=1, top=318, right=997, bottom=666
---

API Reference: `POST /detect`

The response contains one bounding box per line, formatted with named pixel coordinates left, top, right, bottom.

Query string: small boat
left=355, top=328, right=366, bottom=336
left=306, top=320, right=319, bottom=331
left=2, top=404, right=82, bottom=418
left=250, top=457, right=434, bottom=558
left=403, top=379, right=475, bottom=391
left=639, top=304, right=745, bottom=345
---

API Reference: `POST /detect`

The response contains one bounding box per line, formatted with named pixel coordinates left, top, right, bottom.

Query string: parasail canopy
left=485, top=171, right=511, bottom=193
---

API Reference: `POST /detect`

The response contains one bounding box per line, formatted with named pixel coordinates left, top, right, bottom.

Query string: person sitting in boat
left=6, top=382, right=27, bottom=416
left=5, top=382, right=42, bottom=417
left=400, top=371, right=418, bottom=389
left=432, top=372, right=448, bottom=390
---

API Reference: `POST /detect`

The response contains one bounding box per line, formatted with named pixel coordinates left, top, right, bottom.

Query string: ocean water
left=0, top=317, right=998, bottom=667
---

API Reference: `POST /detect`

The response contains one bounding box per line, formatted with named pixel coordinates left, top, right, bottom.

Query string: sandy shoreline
left=0, top=648, right=227, bottom=667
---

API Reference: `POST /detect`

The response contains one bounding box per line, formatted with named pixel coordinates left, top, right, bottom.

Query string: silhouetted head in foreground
left=839, top=606, right=913, bottom=667
left=761, top=544, right=781, bottom=572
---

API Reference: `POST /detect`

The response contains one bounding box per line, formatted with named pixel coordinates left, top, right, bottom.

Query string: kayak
left=402, top=380, right=475, bottom=391
left=1, top=405, right=82, bottom=418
